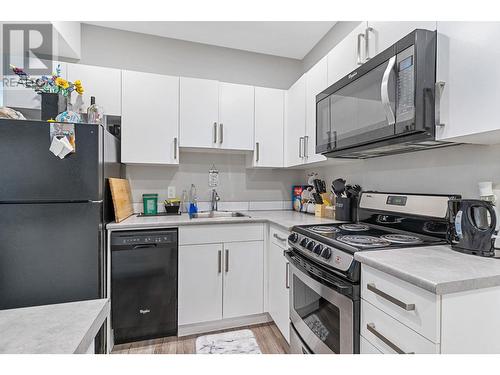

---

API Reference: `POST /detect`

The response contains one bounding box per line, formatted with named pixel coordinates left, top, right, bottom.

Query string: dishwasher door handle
left=132, top=244, right=158, bottom=250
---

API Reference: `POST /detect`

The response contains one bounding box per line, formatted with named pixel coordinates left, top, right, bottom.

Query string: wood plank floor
left=112, top=322, right=289, bottom=354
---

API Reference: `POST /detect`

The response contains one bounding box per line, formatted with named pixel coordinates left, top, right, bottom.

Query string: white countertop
left=355, top=246, right=500, bottom=295
left=106, top=210, right=341, bottom=231
left=0, top=299, right=110, bottom=354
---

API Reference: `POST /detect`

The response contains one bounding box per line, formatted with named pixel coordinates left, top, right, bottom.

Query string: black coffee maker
left=447, top=199, right=498, bottom=257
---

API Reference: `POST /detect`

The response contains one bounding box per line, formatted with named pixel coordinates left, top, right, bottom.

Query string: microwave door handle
left=381, top=56, right=396, bottom=126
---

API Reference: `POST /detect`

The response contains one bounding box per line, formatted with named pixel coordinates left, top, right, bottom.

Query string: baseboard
left=178, top=313, right=272, bottom=337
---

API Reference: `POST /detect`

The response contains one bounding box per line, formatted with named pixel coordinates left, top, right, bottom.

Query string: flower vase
left=41, top=92, right=67, bottom=121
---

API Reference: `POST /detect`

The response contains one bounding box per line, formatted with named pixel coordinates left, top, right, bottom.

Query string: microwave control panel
left=396, top=46, right=415, bottom=125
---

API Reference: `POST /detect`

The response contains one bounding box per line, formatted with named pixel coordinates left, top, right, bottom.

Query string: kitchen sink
left=190, top=211, right=249, bottom=219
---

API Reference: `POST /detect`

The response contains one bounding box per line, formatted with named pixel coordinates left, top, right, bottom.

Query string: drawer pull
left=367, top=283, right=415, bottom=311
left=273, top=233, right=287, bottom=242
left=366, top=323, right=413, bottom=354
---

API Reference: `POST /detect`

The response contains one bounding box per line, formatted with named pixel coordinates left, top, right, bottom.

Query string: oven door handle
left=381, top=56, right=396, bottom=126
left=284, top=250, right=353, bottom=296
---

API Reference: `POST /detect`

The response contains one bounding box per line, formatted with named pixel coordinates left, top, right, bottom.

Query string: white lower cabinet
left=178, top=224, right=264, bottom=327
left=178, top=243, right=223, bottom=325
left=223, top=241, right=264, bottom=319
left=268, top=226, right=290, bottom=342
left=360, top=264, right=500, bottom=354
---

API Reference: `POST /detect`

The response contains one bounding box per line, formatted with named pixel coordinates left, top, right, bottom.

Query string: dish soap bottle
left=188, top=184, right=198, bottom=216
left=87, top=96, right=105, bottom=125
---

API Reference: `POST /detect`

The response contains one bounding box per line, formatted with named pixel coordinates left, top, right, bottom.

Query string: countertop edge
left=355, top=253, right=500, bottom=295
left=73, top=299, right=110, bottom=354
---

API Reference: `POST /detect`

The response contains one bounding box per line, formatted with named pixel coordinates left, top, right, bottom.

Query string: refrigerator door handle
left=88, top=200, right=104, bottom=203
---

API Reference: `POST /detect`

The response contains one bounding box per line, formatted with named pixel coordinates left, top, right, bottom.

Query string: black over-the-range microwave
left=316, top=29, right=454, bottom=159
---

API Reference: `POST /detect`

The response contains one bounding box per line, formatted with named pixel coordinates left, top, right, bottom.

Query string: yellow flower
left=74, top=80, right=82, bottom=86
left=76, top=87, right=84, bottom=95
left=55, top=77, right=69, bottom=89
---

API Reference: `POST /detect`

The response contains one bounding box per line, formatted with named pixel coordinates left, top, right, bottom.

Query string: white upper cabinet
left=121, top=70, right=179, bottom=165
left=305, top=56, right=328, bottom=164
left=2, top=60, right=66, bottom=110
left=66, top=63, right=121, bottom=116
left=327, top=22, right=368, bottom=86
left=218, top=82, right=255, bottom=150
left=179, top=77, right=219, bottom=149
left=285, top=74, right=307, bottom=167
left=436, top=22, right=500, bottom=143
left=253, top=87, right=285, bottom=168
left=366, top=22, right=437, bottom=58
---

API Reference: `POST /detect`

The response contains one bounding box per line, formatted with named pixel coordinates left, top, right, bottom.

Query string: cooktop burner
left=337, top=235, right=391, bottom=248
left=380, top=234, right=423, bottom=244
left=340, top=224, right=370, bottom=231
left=310, top=226, right=340, bottom=233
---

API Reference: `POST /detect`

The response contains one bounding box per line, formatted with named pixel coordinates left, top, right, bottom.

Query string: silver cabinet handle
left=173, top=137, right=178, bottom=159
left=304, top=135, right=309, bottom=158
left=435, top=81, right=446, bottom=127
left=298, top=137, right=304, bottom=158
left=225, top=249, right=229, bottom=272
left=273, top=233, right=287, bottom=242
left=357, top=33, right=366, bottom=65
left=213, top=122, right=217, bottom=143
left=285, top=262, right=290, bottom=289
left=255, top=142, right=260, bottom=162
left=381, top=56, right=396, bottom=126
left=365, top=27, right=374, bottom=61
left=218, top=250, right=222, bottom=273
left=366, top=323, right=413, bottom=354
left=367, top=283, right=415, bottom=311
left=219, top=123, right=223, bottom=144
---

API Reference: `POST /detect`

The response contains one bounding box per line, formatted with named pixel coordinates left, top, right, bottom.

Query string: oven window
left=293, top=275, right=340, bottom=353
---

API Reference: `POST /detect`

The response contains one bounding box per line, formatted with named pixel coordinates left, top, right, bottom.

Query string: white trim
left=178, top=313, right=272, bottom=337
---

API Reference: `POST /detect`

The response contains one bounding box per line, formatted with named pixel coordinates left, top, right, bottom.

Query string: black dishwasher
left=111, top=229, right=178, bottom=344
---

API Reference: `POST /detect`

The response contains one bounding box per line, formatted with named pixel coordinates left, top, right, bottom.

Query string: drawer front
left=179, top=223, right=264, bottom=245
left=361, top=265, right=440, bottom=343
left=361, top=300, right=440, bottom=354
left=360, top=335, right=382, bottom=354
left=270, top=225, right=290, bottom=249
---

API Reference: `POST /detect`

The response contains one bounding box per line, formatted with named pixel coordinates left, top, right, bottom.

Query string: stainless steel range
left=286, top=191, right=460, bottom=354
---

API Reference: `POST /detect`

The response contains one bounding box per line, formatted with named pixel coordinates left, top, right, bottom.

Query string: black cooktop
left=292, top=222, right=446, bottom=254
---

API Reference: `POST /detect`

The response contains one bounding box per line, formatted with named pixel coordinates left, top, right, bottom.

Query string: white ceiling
left=84, top=21, right=336, bottom=59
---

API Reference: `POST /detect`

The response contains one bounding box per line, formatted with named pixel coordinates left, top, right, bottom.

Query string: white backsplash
left=125, top=151, right=303, bottom=208
left=308, top=143, right=500, bottom=198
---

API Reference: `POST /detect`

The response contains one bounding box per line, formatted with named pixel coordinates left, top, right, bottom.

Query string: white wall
left=126, top=151, right=305, bottom=205
left=309, top=144, right=500, bottom=199
left=79, top=24, right=303, bottom=89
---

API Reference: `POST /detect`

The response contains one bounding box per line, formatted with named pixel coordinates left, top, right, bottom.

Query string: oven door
left=288, top=259, right=355, bottom=354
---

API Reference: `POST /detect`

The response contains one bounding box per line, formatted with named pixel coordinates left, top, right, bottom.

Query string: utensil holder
left=335, top=197, right=356, bottom=221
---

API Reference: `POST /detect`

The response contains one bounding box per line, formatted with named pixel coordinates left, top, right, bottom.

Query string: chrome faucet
left=211, top=189, right=220, bottom=211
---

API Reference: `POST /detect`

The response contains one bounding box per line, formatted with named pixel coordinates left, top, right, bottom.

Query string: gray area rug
left=195, top=329, right=262, bottom=354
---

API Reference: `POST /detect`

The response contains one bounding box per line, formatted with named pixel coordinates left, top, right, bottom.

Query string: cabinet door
left=305, top=56, right=328, bottom=164
left=218, top=82, right=255, bottom=150
left=327, top=22, right=367, bottom=86
left=66, top=63, right=121, bottom=116
left=121, top=70, right=179, bottom=165
left=178, top=243, right=223, bottom=325
left=223, top=241, right=264, bottom=319
left=3, top=60, right=66, bottom=110
left=253, top=87, right=284, bottom=167
left=366, top=22, right=437, bottom=58
left=284, top=75, right=306, bottom=167
left=436, top=22, right=500, bottom=143
left=268, top=242, right=290, bottom=342
left=179, top=77, right=219, bottom=148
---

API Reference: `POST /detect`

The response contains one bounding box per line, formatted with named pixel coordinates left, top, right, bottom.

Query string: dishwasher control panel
left=111, top=229, right=178, bottom=250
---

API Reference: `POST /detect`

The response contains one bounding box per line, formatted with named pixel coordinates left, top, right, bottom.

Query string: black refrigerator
left=0, top=119, right=121, bottom=315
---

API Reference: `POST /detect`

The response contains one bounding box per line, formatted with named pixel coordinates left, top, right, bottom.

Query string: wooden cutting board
left=108, top=178, right=134, bottom=223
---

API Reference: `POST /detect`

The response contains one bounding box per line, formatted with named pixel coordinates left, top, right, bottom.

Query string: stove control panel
left=288, top=232, right=354, bottom=272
